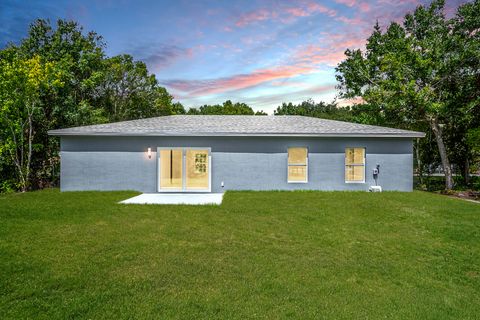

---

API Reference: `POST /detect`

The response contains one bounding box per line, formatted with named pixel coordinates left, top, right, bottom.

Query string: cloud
left=335, top=15, right=365, bottom=26
left=358, top=2, right=371, bottom=12
left=233, top=1, right=337, bottom=28
left=335, top=0, right=357, bottom=7
left=246, top=84, right=337, bottom=106
left=335, top=0, right=369, bottom=12
left=293, top=32, right=366, bottom=67
left=130, top=44, right=193, bottom=71
left=337, top=96, right=366, bottom=107
left=305, top=2, right=337, bottom=17
left=163, top=64, right=314, bottom=97
left=285, top=7, right=310, bottom=17
left=161, top=28, right=367, bottom=99
left=235, top=9, right=272, bottom=27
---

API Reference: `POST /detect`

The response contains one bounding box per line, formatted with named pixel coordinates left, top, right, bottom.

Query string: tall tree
left=0, top=53, right=62, bottom=191
left=15, top=19, right=107, bottom=189
left=98, top=54, right=184, bottom=121
left=445, top=0, right=480, bottom=183
left=336, top=0, right=479, bottom=190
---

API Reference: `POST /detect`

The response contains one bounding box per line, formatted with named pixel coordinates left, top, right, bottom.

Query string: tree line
left=0, top=0, right=478, bottom=192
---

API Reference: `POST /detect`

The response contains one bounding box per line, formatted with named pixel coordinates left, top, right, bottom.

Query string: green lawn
left=0, top=190, right=479, bottom=319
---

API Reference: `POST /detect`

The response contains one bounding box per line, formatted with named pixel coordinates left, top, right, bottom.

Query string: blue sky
left=0, top=0, right=467, bottom=113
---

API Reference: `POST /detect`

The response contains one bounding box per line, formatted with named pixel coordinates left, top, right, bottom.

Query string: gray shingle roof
left=48, top=115, right=425, bottom=138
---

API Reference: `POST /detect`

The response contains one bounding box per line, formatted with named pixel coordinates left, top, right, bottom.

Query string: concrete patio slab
left=120, top=193, right=224, bottom=205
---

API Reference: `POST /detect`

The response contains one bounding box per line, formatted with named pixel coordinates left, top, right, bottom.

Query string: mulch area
left=442, top=190, right=480, bottom=203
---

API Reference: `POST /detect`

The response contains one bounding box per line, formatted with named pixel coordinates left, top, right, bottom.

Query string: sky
left=0, top=0, right=468, bottom=113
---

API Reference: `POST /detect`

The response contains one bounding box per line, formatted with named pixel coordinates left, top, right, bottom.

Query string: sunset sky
left=0, top=0, right=467, bottom=113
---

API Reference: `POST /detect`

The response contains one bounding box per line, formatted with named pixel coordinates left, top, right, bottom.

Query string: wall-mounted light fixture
left=147, top=147, right=152, bottom=159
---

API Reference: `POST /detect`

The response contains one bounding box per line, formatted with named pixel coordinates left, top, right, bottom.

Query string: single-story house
left=48, top=115, right=425, bottom=192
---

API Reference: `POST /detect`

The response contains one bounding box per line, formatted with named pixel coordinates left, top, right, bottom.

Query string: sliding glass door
left=185, top=149, right=209, bottom=190
left=158, top=148, right=210, bottom=192
left=159, top=149, right=183, bottom=189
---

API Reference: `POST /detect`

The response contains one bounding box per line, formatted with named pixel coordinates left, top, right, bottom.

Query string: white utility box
left=369, top=186, right=382, bottom=192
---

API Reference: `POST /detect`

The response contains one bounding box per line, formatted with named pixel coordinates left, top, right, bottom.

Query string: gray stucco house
left=48, top=115, right=425, bottom=192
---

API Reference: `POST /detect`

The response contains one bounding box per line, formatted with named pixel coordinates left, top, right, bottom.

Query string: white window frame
left=157, top=147, right=212, bottom=193
left=344, top=147, right=366, bottom=184
left=287, top=147, right=308, bottom=184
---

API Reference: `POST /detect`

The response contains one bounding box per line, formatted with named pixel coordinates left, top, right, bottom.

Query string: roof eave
left=48, top=131, right=426, bottom=138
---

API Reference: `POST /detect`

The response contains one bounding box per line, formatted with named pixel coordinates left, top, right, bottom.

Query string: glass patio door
left=185, top=149, right=209, bottom=190
left=159, top=149, right=183, bottom=190
left=158, top=148, right=210, bottom=192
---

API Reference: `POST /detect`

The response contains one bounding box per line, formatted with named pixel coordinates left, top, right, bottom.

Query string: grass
left=0, top=189, right=479, bottom=319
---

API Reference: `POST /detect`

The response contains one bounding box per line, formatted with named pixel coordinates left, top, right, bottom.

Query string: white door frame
left=157, top=147, right=212, bottom=193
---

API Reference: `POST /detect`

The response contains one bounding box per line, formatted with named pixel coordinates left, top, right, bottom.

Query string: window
left=288, top=147, right=308, bottom=183
left=345, top=148, right=365, bottom=183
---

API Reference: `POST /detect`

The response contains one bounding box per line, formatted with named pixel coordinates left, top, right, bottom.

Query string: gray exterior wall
left=60, top=136, right=414, bottom=192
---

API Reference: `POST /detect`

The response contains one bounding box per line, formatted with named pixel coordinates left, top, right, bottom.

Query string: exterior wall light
left=147, top=147, right=152, bottom=159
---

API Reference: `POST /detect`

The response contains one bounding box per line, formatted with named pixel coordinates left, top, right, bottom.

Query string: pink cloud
left=233, top=1, right=337, bottom=28
left=269, top=79, right=312, bottom=87
left=246, top=84, right=337, bottom=106
left=335, top=0, right=370, bottom=13
left=164, top=65, right=314, bottom=96
left=294, top=45, right=346, bottom=67
left=335, top=0, right=357, bottom=7
left=293, top=32, right=366, bottom=68
left=358, top=2, right=371, bottom=12
left=306, top=2, right=337, bottom=17
left=285, top=7, right=310, bottom=17
left=337, top=97, right=366, bottom=107
left=235, top=9, right=271, bottom=27
left=336, top=15, right=365, bottom=26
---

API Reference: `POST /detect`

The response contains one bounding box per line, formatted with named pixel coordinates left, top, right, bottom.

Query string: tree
left=336, top=0, right=479, bottom=190
left=15, top=19, right=107, bottom=189
left=274, top=99, right=346, bottom=119
left=444, top=0, right=480, bottom=184
left=0, top=53, right=62, bottom=191
left=467, top=128, right=480, bottom=174
left=98, top=55, right=184, bottom=121
left=187, top=100, right=263, bottom=115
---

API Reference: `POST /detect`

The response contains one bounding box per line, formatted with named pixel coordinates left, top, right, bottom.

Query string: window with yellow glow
left=159, top=149, right=183, bottom=189
left=185, top=149, right=209, bottom=190
left=288, top=147, right=308, bottom=182
left=345, top=148, right=365, bottom=182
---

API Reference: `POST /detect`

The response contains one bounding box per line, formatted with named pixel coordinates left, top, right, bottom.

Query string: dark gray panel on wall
left=61, top=136, right=412, bottom=154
